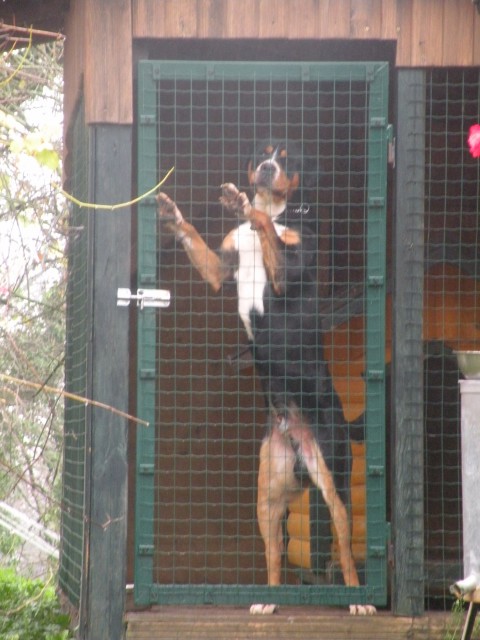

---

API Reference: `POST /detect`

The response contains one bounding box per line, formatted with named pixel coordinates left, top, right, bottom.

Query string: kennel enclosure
left=133, top=59, right=390, bottom=607
left=5, top=1, right=480, bottom=638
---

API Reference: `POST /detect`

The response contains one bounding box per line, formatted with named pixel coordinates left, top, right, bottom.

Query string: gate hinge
left=367, top=274, right=384, bottom=287
left=387, top=124, right=395, bottom=167
left=138, top=544, right=154, bottom=556
left=368, top=545, right=386, bottom=559
left=117, top=287, right=171, bottom=310
left=366, top=369, right=384, bottom=381
left=367, top=465, right=385, bottom=477
left=370, top=116, right=387, bottom=128
left=140, top=114, right=156, bottom=125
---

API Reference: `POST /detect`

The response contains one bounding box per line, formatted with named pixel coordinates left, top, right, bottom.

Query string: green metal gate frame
left=135, top=60, right=389, bottom=607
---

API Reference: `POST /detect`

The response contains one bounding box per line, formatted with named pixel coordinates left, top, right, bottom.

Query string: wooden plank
left=393, top=0, right=412, bottom=66
left=126, top=607, right=450, bottom=640
left=318, top=0, right=351, bottom=38
left=84, top=0, right=133, bottom=124
left=63, top=0, right=86, bottom=144
left=258, top=0, right=288, bottom=38
left=82, top=125, right=132, bottom=640
left=380, top=0, right=398, bottom=40
left=198, top=0, right=227, bottom=38
left=424, top=265, right=480, bottom=349
left=350, top=0, right=382, bottom=38
left=442, top=0, right=474, bottom=65
left=132, top=0, right=165, bottom=38
left=224, top=0, right=260, bottom=38
left=410, top=0, right=443, bottom=66
left=131, top=0, right=480, bottom=67
left=473, top=6, right=480, bottom=64
left=284, top=0, right=321, bottom=39
left=396, top=0, right=413, bottom=67
left=165, top=0, right=199, bottom=36
left=392, top=69, right=425, bottom=617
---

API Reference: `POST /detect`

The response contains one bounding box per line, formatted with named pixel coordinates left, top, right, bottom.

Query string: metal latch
left=387, top=124, right=395, bottom=167
left=117, top=287, right=171, bottom=310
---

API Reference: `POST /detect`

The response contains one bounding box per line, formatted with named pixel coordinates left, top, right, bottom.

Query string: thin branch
left=0, top=23, right=64, bottom=43
left=0, top=374, right=149, bottom=427
left=0, top=28, right=32, bottom=88
left=0, top=456, right=61, bottom=510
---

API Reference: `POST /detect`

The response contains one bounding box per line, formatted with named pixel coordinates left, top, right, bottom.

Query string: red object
left=468, top=124, right=480, bottom=158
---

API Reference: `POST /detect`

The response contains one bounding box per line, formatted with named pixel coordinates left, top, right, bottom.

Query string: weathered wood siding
left=132, top=0, right=480, bottom=66
left=64, top=0, right=132, bottom=129
left=125, top=606, right=450, bottom=640
left=63, top=0, right=86, bottom=154
left=63, top=0, right=480, bottom=128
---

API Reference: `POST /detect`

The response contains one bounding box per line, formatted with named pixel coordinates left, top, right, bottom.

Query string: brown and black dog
left=157, top=141, right=375, bottom=613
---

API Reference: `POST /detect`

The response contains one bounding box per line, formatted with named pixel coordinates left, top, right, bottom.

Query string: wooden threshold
left=125, top=606, right=450, bottom=640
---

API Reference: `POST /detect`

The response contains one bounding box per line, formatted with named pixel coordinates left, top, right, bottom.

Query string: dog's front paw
left=249, top=604, right=278, bottom=615
left=349, top=604, right=377, bottom=616
left=157, top=192, right=184, bottom=225
left=219, top=183, right=252, bottom=218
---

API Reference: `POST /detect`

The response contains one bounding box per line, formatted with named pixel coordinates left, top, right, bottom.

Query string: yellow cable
left=60, top=166, right=174, bottom=211
left=0, top=28, right=33, bottom=89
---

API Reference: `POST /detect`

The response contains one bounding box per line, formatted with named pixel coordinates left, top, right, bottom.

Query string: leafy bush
left=0, top=568, right=73, bottom=640
left=1, top=40, right=65, bottom=576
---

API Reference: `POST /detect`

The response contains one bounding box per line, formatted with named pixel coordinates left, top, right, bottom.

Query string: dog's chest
left=232, top=221, right=285, bottom=340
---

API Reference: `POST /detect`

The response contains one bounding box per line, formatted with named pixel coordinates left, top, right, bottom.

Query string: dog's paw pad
left=156, top=193, right=181, bottom=222
left=349, top=604, right=376, bottom=616
left=249, top=604, right=278, bottom=615
left=219, top=183, right=239, bottom=207
left=219, top=183, right=251, bottom=217
left=220, top=182, right=239, bottom=197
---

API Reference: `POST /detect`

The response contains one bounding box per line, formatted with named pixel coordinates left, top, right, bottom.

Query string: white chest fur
left=231, top=221, right=285, bottom=340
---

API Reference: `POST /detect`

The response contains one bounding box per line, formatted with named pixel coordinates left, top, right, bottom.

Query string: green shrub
left=0, top=568, right=73, bottom=640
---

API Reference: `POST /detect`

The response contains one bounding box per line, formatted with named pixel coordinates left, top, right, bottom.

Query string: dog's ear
left=300, top=154, right=324, bottom=192
left=287, top=172, right=300, bottom=198
left=280, top=141, right=319, bottom=192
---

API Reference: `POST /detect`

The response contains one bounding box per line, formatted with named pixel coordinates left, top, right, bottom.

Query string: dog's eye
left=254, top=152, right=273, bottom=165
left=257, top=147, right=288, bottom=161
left=253, top=145, right=291, bottom=169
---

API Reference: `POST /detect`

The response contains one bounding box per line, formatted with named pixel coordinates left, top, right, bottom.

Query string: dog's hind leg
left=257, top=428, right=298, bottom=586
left=285, top=414, right=360, bottom=588
left=305, top=438, right=360, bottom=588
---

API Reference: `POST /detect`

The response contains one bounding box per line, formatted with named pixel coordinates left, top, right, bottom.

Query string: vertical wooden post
left=80, top=125, right=132, bottom=640
left=392, top=70, right=425, bottom=616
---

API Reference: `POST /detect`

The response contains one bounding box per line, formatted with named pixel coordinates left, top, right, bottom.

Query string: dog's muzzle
left=255, top=160, right=279, bottom=187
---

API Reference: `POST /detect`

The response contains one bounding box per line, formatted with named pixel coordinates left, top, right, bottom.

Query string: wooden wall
left=63, top=0, right=133, bottom=135
left=62, top=0, right=480, bottom=130
left=133, top=0, right=480, bottom=67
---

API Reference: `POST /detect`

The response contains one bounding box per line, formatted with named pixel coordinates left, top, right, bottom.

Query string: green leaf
left=34, top=148, right=60, bottom=171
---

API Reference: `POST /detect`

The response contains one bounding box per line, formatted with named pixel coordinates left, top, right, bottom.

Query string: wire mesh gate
left=59, top=99, right=89, bottom=611
left=135, top=60, right=389, bottom=607
left=423, top=68, right=480, bottom=607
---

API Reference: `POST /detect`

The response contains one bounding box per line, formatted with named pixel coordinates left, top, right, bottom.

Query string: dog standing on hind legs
left=157, top=141, right=376, bottom=615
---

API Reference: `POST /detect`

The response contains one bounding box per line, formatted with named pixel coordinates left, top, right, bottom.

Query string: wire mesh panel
left=424, top=68, right=480, bottom=607
left=59, top=100, right=90, bottom=611
left=135, top=61, right=389, bottom=606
